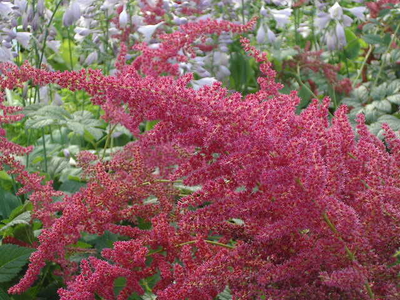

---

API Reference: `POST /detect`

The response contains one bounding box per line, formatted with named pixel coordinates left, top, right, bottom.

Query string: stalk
left=372, top=23, right=400, bottom=89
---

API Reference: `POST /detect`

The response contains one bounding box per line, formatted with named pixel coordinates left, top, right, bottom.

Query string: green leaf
left=371, top=83, right=387, bottom=100
left=217, top=286, right=232, bottom=300
left=6, top=202, right=32, bottom=223
left=377, top=115, right=400, bottom=131
left=0, top=211, right=31, bottom=233
left=31, top=156, right=44, bottom=164
left=374, top=99, right=392, bottom=113
left=21, top=104, right=45, bottom=117
left=383, top=33, right=392, bottom=46
left=0, top=172, right=11, bottom=182
left=25, top=118, right=56, bottom=129
left=48, top=157, right=70, bottom=178
left=66, top=121, right=85, bottom=136
left=387, top=94, right=400, bottom=105
left=58, top=180, right=86, bottom=194
left=0, top=287, right=11, bottom=300
left=25, top=105, right=71, bottom=129
left=344, top=29, right=361, bottom=60
left=83, top=129, right=96, bottom=143
left=0, top=189, right=22, bottom=220
left=362, top=34, right=384, bottom=45
left=145, top=120, right=159, bottom=132
left=353, top=85, right=369, bottom=101
left=60, top=39, right=78, bottom=67
left=65, top=111, right=104, bottom=141
left=0, top=244, right=35, bottom=283
left=387, top=80, right=400, bottom=95
left=30, top=105, right=71, bottom=120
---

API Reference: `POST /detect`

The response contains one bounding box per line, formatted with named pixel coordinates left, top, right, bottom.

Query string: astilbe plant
left=0, top=19, right=399, bottom=300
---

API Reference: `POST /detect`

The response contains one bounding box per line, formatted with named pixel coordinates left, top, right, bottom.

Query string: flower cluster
left=1, top=17, right=400, bottom=300
left=283, top=44, right=353, bottom=95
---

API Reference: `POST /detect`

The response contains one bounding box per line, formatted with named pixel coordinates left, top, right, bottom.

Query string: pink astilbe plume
left=132, top=17, right=257, bottom=76
left=1, top=22, right=400, bottom=300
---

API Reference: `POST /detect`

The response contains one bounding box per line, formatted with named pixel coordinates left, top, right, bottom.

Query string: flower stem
left=372, top=23, right=400, bottom=89
left=147, top=240, right=235, bottom=257
left=322, top=212, right=375, bottom=299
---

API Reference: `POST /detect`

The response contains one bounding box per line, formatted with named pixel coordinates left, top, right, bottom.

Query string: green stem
left=41, top=128, right=48, bottom=174
left=353, top=46, right=373, bottom=88
left=322, top=212, right=375, bottom=299
left=101, top=124, right=118, bottom=159
left=67, top=27, right=74, bottom=71
left=288, top=68, right=319, bottom=100
left=373, top=23, right=400, bottom=89
left=177, top=240, right=235, bottom=249
left=10, top=174, right=18, bottom=196
left=25, top=129, right=32, bottom=167
left=294, top=8, right=300, bottom=46
left=241, top=0, right=245, bottom=24
left=38, top=0, right=64, bottom=68
left=147, top=239, right=235, bottom=257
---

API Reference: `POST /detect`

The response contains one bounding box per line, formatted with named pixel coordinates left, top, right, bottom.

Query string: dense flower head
left=1, top=18, right=400, bottom=300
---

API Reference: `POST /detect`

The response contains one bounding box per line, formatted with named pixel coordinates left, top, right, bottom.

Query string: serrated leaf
left=0, top=211, right=31, bottom=232
left=353, top=85, right=369, bottom=101
left=377, top=115, right=400, bottom=131
left=0, top=189, right=22, bottom=220
left=66, top=111, right=104, bottom=141
left=21, top=104, right=45, bottom=117
left=32, top=105, right=71, bottom=120
left=387, top=80, right=400, bottom=95
left=387, top=94, right=400, bottom=105
left=374, top=99, right=392, bottom=113
left=0, top=287, right=11, bottom=300
left=362, top=34, right=383, bottom=45
left=0, top=244, right=35, bottom=282
left=58, top=180, right=86, bottom=194
left=6, top=202, right=32, bottom=223
left=31, top=156, right=44, bottom=164
left=344, top=29, right=361, bottom=60
left=0, top=171, right=11, bottom=181
left=66, top=121, right=85, bottom=136
left=364, top=105, right=379, bottom=123
left=371, top=83, right=387, bottom=100
left=48, top=157, right=70, bottom=178
left=25, top=117, right=56, bottom=129
left=217, top=286, right=232, bottom=300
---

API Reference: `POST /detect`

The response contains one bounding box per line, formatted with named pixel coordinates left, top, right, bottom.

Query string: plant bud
left=256, top=24, right=266, bottom=44
left=84, top=51, right=98, bottom=66
left=119, top=7, right=129, bottom=28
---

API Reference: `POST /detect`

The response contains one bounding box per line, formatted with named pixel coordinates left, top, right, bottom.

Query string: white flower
left=267, top=27, right=277, bottom=43
left=47, top=40, right=61, bottom=52
left=328, top=2, right=343, bottom=20
left=335, top=23, right=346, bottom=47
left=84, top=51, right=98, bottom=65
left=298, top=23, right=311, bottom=38
left=119, top=7, right=129, bottom=28
left=257, top=24, right=266, bottom=44
left=137, top=22, right=164, bottom=42
left=63, top=1, right=81, bottom=26
left=191, top=77, right=217, bottom=90
left=0, top=47, right=13, bottom=62
left=0, top=1, right=12, bottom=16
left=270, top=8, right=292, bottom=28
left=218, top=65, right=231, bottom=77
left=132, top=15, right=144, bottom=27
left=345, top=6, right=366, bottom=21
left=315, top=12, right=330, bottom=29
left=16, top=32, right=32, bottom=48
left=213, top=51, right=229, bottom=65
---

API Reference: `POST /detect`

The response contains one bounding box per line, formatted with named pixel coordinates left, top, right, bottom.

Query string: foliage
left=0, top=0, right=400, bottom=300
